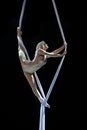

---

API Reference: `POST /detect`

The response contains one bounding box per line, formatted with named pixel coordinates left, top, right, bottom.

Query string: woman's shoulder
left=36, top=48, right=42, bottom=53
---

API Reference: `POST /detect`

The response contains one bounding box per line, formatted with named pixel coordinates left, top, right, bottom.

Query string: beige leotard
left=18, top=47, right=46, bottom=74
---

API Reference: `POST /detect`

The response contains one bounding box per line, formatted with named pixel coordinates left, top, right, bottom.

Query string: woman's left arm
left=39, top=49, right=63, bottom=58
left=51, top=44, right=65, bottom=54
left=51, top=41, right=67, bottom=54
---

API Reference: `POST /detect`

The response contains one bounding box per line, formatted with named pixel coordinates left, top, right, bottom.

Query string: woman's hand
left=62, top=50, right=67, bottom=55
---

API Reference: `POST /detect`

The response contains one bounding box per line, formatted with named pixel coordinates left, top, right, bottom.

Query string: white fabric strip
left=18, top=1, right=67, bottom=130
left=52, top=0, right=66, bottom=42
left=19, top=0, right=27, bottom=29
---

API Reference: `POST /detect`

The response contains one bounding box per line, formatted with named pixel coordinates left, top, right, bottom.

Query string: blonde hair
left=36, top=41, right=48, bottom=50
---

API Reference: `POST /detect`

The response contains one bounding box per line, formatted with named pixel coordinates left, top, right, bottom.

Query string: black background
left=0, top=0, right=83, bottom=128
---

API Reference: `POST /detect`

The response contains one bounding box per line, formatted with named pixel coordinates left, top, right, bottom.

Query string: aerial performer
left=17, top=27, right=67, bottom=108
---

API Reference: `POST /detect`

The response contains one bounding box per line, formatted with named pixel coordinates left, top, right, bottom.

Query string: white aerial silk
left=17, top=0, right=67, bottom=130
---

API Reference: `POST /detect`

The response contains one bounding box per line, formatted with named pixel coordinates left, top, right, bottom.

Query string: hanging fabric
left=17, top=0, right=67, bottom=130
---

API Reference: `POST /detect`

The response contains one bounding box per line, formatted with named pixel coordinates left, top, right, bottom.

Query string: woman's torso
left=19, top=48, right=47, bottom=74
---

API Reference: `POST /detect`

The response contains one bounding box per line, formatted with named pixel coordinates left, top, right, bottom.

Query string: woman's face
left=42, top=44, right=49, bottom=50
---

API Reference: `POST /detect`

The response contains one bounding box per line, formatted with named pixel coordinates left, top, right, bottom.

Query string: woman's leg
left=23, top=72, right=50, bottom=108
left=23, top=72, right=41, bottom=98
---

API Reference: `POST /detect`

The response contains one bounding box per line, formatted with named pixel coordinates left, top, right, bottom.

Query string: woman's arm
left=51, top=44, right=65, bottom=54
left=39, top=49, right=60, bottom=57
left=51, top=41, right=67, bottom=54
left=56, top=50, right=67, bottom=57
left=39, top=48, right=66, bottom=58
